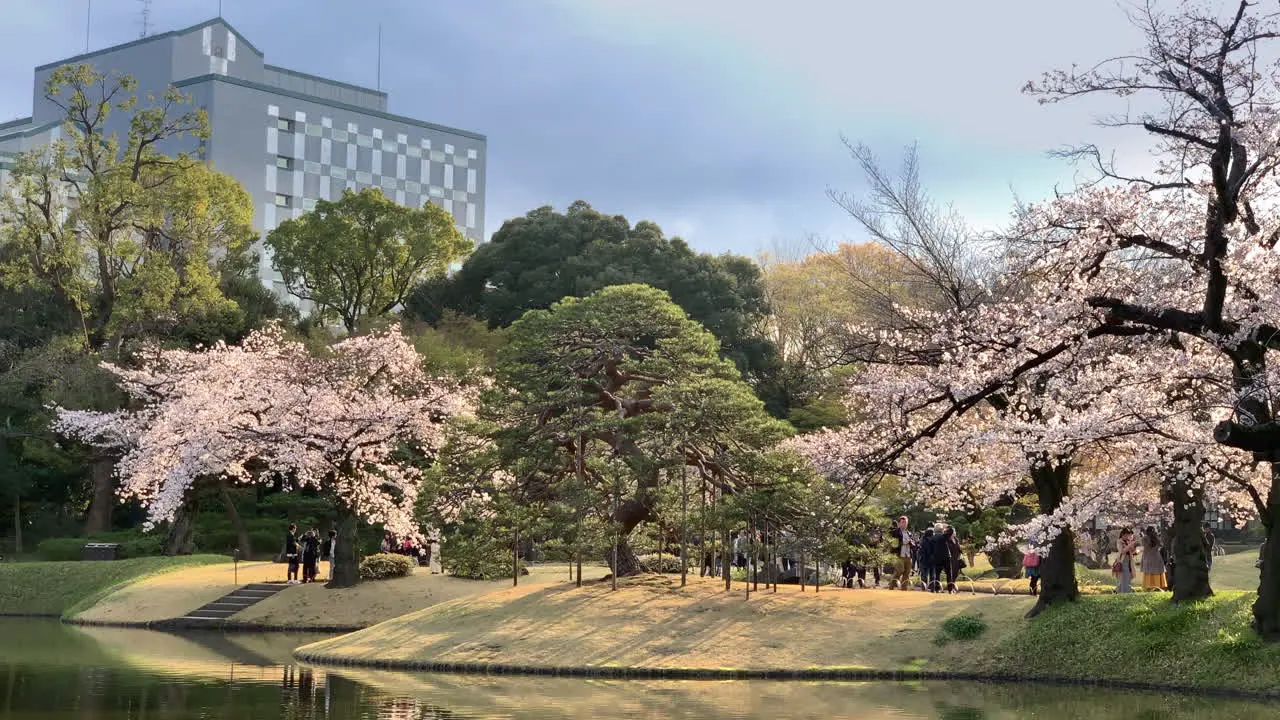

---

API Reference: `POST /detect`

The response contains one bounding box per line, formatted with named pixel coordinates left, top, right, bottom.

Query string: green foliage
left=0, top=64, right=254, bottom=346
left=405, top=201, right=774, bottom=376
left=0, top=555, right=224, bottom=615
left=266, top=187, right=471, bottom=334
left=409, top=311, right=504, bottom=377
left=937, top=614, right=988, bottom=643
left=358, top=552, right=414, bottom=581
left=442, top=516, right=517, bottom=580
left=34, top=530, right=164, bottom=561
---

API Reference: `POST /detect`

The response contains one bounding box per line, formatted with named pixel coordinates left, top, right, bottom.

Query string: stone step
left=224, top=590, right=275, bottom=599
left=243, top=583, right=287, bottom=592
left=205, top=601, right=256, bottom=610
left=185, top=609, right=238, bottom=619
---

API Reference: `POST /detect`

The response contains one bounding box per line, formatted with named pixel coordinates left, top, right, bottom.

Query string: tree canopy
left=266, top=187, right=471, bottom=334
left=404, top=201, right=774, bottom=375
left=0, top=64, right=256, bottom=348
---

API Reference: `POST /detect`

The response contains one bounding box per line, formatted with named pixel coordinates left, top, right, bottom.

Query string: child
left=1022, top=547, right=1041, bottom=596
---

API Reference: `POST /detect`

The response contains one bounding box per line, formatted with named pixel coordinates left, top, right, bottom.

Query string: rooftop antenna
left=138, top=0, right=152, bottom=39
left=376, top=24, right=382, bottom=91
left=85, top=0, right=92, bottom=52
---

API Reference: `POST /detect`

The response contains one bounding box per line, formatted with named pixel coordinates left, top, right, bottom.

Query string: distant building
left=0, top=17, right=487, bottom=299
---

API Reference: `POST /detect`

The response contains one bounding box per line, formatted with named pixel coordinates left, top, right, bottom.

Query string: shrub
left=359, top=553, right=414, bottom=581
left=937, top=614, right=988, bottom=644
left=637, top=553, right=686, bottom=574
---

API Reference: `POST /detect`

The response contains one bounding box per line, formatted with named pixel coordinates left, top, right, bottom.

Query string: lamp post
left=233, top=547, right=240, bottom=585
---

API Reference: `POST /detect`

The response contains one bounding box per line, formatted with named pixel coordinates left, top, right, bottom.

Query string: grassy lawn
left=969, top=591, right=1280, bottom=692
left=0, top=555, right=226, bottom=616
left=297, top=573, right=1034, bottom=671
left=232, top=562, right=577, bottom=629
left=298, top=569, right=1280, bottom=693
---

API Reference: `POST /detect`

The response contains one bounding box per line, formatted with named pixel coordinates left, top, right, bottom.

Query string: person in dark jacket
left=927, top=527, right=952, bottom=593
left=917, top=528, right=937, bottom=591
left=301, top=529, right=320, bottom=583
left=942, top=526, right=963, bottom=592
left=284, top=524, right=300, bottom=583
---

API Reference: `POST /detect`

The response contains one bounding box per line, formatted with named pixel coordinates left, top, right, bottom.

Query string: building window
left=274, top=194, right=292, bottom=208
left=332, top=129, right=349, bottom=143
left=355, top=170, right=373, bottom=185
left=304, top=161, right=322, bottom=175
left=275, top=156, right=294, bottom=170
left=302, top=197, right=317, bottom=211
left=276, top=118, right=295, bottom=133
left=332, top=166, right=348, bottom=180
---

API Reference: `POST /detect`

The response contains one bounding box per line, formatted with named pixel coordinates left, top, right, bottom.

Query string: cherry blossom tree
left=52, top=324, right=475, bottom=587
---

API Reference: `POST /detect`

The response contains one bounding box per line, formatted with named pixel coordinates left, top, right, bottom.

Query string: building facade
left=0, top=17, right=486, bottom=299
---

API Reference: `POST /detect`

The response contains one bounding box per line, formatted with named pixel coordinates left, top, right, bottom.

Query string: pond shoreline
left=63, top=616, right=367, bottom=633
left=288, top=653, right=1280, bottom=702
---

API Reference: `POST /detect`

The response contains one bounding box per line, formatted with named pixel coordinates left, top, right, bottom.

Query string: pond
left=0, top=618, right=1274, bottom=719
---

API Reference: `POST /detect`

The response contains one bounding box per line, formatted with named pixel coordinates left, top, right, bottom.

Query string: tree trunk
left=83, top=455, right=116, bottom=535
left=606, top=537, right=642, bottom=578
left=218, top=479, right=252, bottom=558
left=327, top=504, right=360, bottom=588
left=163, top=493, right=198, bottom=556
left=1165, top=477, right=1212, bottom=603
left=512, top=526, right=520, bottom=587
left=12, top=498, right=22, bottom=556
left=1026, top=458, right=1079, bottom=618
left=722, top=527, right=731, bottom=591
left=1252, top=465, right=1280, bottom=638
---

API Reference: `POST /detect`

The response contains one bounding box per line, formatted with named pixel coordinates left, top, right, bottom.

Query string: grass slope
left=0, top=555, right=225, bottom=616
left=297, top=574, right=1034, bottom=671
left=232, top=563, right=573, bottom=629
left=74, top=560, right=284, bottom=624
left=299, top=570, right=1280, bottom=693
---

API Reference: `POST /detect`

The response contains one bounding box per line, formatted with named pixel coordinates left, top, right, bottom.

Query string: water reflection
left=0, top=619, right=1276, bottom=719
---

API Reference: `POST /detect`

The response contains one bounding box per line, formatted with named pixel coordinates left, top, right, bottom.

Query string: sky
left=0, top=0, right=1164, bottom=257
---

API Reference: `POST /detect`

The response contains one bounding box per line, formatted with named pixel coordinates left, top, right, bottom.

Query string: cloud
left=1, top=0, right=1169, bottom=256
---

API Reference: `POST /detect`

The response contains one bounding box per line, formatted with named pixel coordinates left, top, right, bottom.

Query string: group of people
left=1110, top=522, right=1217, bottom=593
left=283, top=524, right=336, bottom=584
left=888, top=516, right=970, bottom=593
left=381, top=531, right=443, bottom=573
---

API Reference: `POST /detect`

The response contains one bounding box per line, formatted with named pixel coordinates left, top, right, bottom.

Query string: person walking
left=889, top=516, right=914, bottom=590
left=284, top=523, right=300, bottom=584
left=1140, top=526, right=1167, bottom=591
left=1022, top=547, right=1041, bottom=596
left=943, top=526, right=963, bottom=593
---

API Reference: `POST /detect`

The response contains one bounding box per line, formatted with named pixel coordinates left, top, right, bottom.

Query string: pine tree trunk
left=84, top=455, right=115, bottom=535
left=327, top=505, right=360, bottom=588
left=1165, top=477, right=1212, bottom=603
left=1026, top=458, right=1079, bottom=618
left=606, top=538, right=642, bottom=577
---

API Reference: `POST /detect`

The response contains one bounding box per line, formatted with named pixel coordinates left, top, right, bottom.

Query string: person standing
left=324, top=530, right=337, bottom=582
left=301, top=529, right=320, bottom=583
left=284, top=523, right=300, bottom=584
left=1203, top=522, right=1217, bottom=570
left=1140, top=526, right=1167, bottom=591
left=943, top=526, right=963, bottom=593
left=1115, top=527, right=1137, bottom=593
left=889, top=516, right=914, bottom=590
left=918, top=528, right=937, bottom=591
